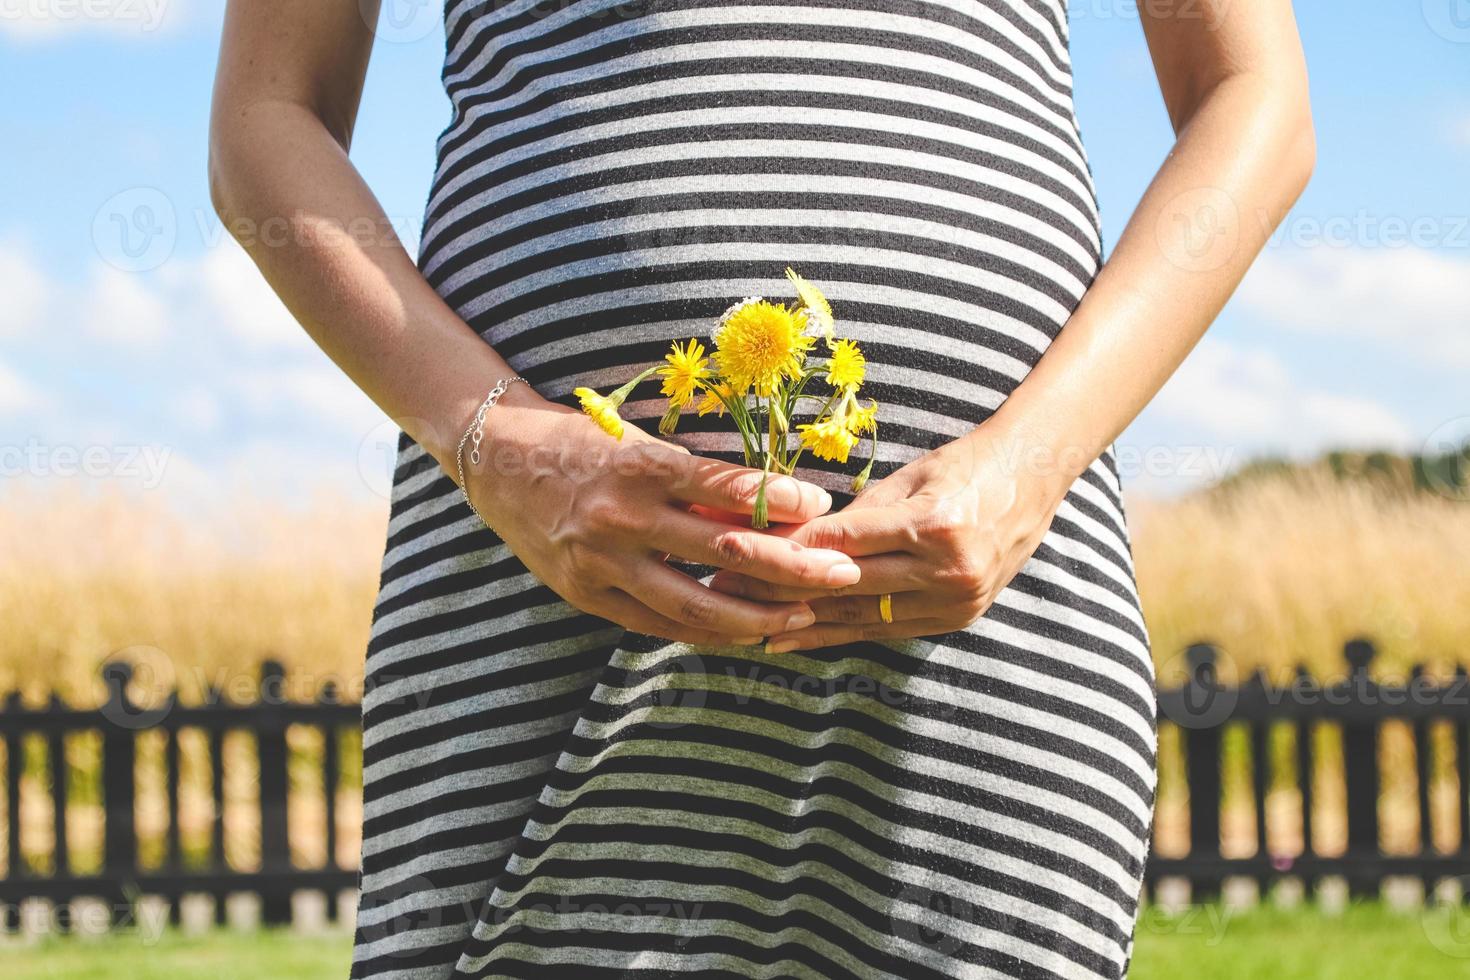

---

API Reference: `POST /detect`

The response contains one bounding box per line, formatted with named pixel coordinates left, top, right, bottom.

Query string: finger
left=805, top=590, right=954, bottom=627
left=709, top=554, right=919, bottom=601
left=671, top=457, right=832, bottom=524
left=654, top=509, right=862, bottom=589
left=628, top=561, right=819, bottom=637
left=763, top=618, right=959, bottom=654
left=594, top=588, right=764, bottom=647
left=783, top=502, right=923, bottom=557
left=685, top=502, right=748, bottom=525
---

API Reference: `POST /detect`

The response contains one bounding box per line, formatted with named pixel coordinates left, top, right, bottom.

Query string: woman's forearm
left=207, top=97, right=535, bottom=473
left=980, top=66, right=1315, bottom=503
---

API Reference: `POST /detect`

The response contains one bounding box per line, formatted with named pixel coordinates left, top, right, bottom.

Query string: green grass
left=2, top=929, right=351, bottom=980
left=1130, top=902, right=1470, bottom=979
left=2, top=904, right=1468, bottom=978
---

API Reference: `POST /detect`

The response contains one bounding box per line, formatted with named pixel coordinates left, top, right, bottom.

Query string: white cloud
left=80, top=264, right=169, bottom=344
left=230, top=364, right=385, bottom=437
left=168, top=385, right=221, bottom=433
left=179, top=244, right=313, bottom=351
left=0, top=0, right=182, bottom=41
left=0, top=357, right=43, bottom=416
left=1237, top=246, right=1470, bottom=369
left=144, top=438, right=390, bottom=510
left=1151, top=338, right=1412, bottom=453
left=72, top=239, right=314, bottom=352
left=0, top=241, right=50, bottom=339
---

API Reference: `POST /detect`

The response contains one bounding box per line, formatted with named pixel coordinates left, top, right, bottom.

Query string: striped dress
left=352, top=2, right=1157, bottom=978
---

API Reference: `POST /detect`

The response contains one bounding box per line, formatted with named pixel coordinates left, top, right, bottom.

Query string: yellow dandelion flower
left=574, top=387, right=625, bottom=440
left=697, top=383, right=732, bottom=417
left=825, top=338, right=866, bottom=390
left=786, top=267, right=834, bottom=340
left=658, top=399, right=683, bottom=437
left=713, top=300, right=814, bottom=396
left=846, top=399, right=878, bottom=435
left=797, top=416, right=859, bottom=464
left=718, top=296, right=763, bottom=330
left=658, top=339, right=711, bottom=407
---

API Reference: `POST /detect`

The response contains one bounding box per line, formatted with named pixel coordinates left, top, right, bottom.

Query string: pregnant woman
left=210, top=2, right=1312, bottom=977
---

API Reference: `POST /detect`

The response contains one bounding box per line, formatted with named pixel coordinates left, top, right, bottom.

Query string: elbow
left=1287, top=107, right=1316, bottom=201
left=1275, top=92, right=1316, bottom=208
left=207, top=150, right=231, bottom=225
left=206, top=97, right=261, bottom=227
left=1269, top=64, right=1316, bottom=202
left=1235, top=71, right=1317, bottom=206
left=1258, top=56, right=1317, bottom=202
left=206, top=113, right=237, bottom=226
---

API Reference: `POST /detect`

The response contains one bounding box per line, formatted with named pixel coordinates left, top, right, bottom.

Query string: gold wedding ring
left=878, top=593, right=894, bottom=624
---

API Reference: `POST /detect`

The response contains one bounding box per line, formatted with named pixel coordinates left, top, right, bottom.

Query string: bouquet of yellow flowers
left=574, top=268, right=879, bottom=528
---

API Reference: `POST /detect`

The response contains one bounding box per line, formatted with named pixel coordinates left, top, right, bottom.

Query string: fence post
left=1294, top=664, right=1317, bottom=893
left=4, top=691, right=22, bottom=930
left=1182, top=643, right=1224, bottom=901
left=100, top=662, right=138, bottom=926
left=1246, top=669, right=1271, bottom=894
left=257, top=660, right=291, bottom=925
left=321, top=682, right=340, bottom=873
left=207, top=714, right=226, bottom=926
left=1458, top=666, right=1470, bottom=864
left=48, top=695, right=69, bottom=882
left=1410, top=663, right=1435, bottom=896
left=1341, top=638, right=1380, bottom=899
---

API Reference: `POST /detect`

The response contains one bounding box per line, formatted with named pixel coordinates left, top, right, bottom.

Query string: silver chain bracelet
left=455, top=377, right=529, bottom=527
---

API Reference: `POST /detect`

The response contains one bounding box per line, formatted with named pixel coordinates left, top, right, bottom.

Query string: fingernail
left=816, top=488, right=833, bottom=511
left=765, top=639, right=800, bottom=654
left=732, top=635, right=763, bottom=646
left=825, top=562, right=861, bottom=587
left=783, top=609, right=815, bottom=631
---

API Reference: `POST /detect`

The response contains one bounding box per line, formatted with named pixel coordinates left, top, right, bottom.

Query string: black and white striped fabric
left=352, top=2, right=1157, bottom=977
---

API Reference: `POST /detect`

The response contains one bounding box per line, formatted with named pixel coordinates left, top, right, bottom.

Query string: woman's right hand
left=460, top=386, right=862, bottom=646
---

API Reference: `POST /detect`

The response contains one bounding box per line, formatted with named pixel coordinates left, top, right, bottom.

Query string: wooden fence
left=0, top=660, right=358, bottom=930
left=2, top=640, right=1469, bottom=931
left=1148, top=639, right=1470, bottom=900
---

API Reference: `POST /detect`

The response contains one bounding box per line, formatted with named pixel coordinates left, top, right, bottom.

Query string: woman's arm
left=983, top=0, right=1316, bottom=496
left=208, top=0, right=508, bottom=472
left=718, top=0, right=1316, bottom=651
left=209, top=0, right=861, bottom=645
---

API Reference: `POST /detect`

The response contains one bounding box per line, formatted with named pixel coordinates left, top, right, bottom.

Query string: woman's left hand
left=708, top=432, right=1068, bottom=652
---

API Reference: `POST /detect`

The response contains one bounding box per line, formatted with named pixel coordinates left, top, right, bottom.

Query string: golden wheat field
left=3, top=467, right=1466, bottom=702
left=0, top=468, right=1467, bottom=873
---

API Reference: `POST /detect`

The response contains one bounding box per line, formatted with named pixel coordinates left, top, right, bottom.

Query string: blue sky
left=1, top=1, right=1466, bottom=507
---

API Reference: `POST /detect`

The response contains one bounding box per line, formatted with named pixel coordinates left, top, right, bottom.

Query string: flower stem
left=609, top=364, right=663, bottom=403
left=752, top=457, right=771, bottom=529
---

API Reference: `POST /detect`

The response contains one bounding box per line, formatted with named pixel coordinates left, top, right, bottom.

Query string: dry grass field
left=4, top=464, right=1466, bottom=703
left=0, top=489, right=385, bottom=707
left=1134, top=467, right=1470, bottom=685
